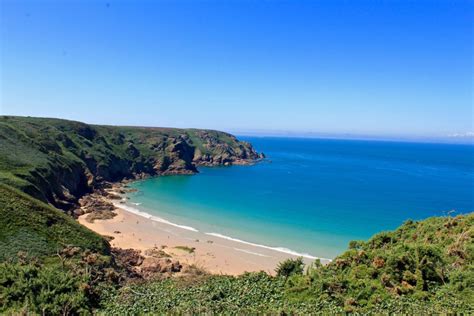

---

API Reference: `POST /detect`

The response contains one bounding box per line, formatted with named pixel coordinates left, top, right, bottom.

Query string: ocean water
left=126, top=137, right=474, bottom=259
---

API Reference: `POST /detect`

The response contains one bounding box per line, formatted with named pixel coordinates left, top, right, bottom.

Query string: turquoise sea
left=126, top=137, right=474, bottom=259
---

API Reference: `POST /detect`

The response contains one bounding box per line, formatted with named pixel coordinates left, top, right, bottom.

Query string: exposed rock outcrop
left=111, top=247, right=183, bottom=280
left=141, top=257, right=183, bottom=277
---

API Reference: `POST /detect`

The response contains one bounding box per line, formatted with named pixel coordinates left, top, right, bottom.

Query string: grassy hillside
left=0, top=116, right=262, bottom=210
left=0, top=184, right=109, bottom=261
left=0, top=183, right=115, bottom=314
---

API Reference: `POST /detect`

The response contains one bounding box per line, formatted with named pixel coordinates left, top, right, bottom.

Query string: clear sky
left=0, top=0, right=472, bottom=138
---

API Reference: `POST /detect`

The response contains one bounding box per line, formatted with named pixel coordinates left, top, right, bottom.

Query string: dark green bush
left=0, top=262, right=92, bottom=315
left=275, top=257, right=304, bottom=278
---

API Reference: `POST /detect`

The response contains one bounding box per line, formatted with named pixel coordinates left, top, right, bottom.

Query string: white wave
left=131, top=202, right=142, bottom=206
left=114, top=203, right=199, bottom=232
left=205, top=232, right=332, bottom=261
left=233, top=248, right=270, bottom=257
left=113, top=202, right=331, bottom=262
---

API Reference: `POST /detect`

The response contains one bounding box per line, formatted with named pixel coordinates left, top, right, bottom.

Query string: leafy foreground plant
left=0, top=250, right=119, bottom=315
left=275, top=257, right=304, bottom=279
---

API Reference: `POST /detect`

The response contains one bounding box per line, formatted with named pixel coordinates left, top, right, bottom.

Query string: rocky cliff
left=0, top=116, right=263, bottom=211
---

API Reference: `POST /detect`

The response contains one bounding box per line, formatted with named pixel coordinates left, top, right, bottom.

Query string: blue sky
left=0, top=0, right=472, bottom=138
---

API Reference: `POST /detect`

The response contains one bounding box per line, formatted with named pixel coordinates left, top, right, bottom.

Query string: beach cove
left=79, top=137, right=473, bottom=275
left=78, top=193, right=328, bottom=275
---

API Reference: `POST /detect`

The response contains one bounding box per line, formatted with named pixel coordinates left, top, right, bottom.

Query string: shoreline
left=78, top=183, right=331, bottom=275
left=114, top=201, right=331, bottom=261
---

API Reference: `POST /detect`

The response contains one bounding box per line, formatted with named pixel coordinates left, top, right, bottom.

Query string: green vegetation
left=0, top=115, right=262, bottom=314
left=174, top=246, right=196, bottom=254
left=1, top=197, right=472, bottom=314
left=1, top=262, right=93, bottom=315
left=0, top=116, right=472, bottom=314
left=275, top=257, right=304, bottom=279
left=101, top=214, right=474, bottom=314
left=0, top=115, right=261, bottom=210
left=0, top=184, right=108, bottom=261
left=101, top=272, right=289, bottom=314
left=0, top=248, right=119, bottom=315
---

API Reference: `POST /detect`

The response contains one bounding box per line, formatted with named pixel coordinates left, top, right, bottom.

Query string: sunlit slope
left=0, top=184, right=109, bottom=261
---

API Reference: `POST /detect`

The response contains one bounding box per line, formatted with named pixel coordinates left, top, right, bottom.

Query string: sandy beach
left=78, top=195, right=329, bottom=275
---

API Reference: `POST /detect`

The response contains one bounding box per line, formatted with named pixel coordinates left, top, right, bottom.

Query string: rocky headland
left=0, top=116, right=264, bottom=214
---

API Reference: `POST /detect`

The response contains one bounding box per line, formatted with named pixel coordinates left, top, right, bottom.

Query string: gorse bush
left=0, top=248, right=122, bottom=315
left=275, top=257, right=304, bottom=278
left=283, top=214, right=474, bottom=313
left=100, top=272, right=294, bottom=314
left=1, top=261, right=94, bottom=315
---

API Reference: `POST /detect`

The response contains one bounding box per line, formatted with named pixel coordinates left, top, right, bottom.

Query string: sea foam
left=205, top=232, right=332, bottom=262
left=114, top=202, right=331, bottom=262
left=114, top=203, right=199, bottom=232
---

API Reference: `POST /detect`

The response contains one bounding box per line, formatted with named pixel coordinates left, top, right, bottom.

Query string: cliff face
left=0, top=116, right=263, bottom=210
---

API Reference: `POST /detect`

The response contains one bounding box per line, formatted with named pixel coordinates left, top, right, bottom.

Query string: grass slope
left=0, top=184, right=109, bottom=261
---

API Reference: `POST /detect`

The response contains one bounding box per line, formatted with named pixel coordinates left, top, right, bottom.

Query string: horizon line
left=230, top=130, right=474, bottom=145
left=1, top=114, right=472, bottom=145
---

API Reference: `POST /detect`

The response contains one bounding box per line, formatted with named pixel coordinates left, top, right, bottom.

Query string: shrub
left=0, top=262, right=92, bottom=315
left=275, top=257, right=304, bottom=278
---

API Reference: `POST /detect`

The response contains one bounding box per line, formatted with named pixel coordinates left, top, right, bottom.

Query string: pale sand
left=79, top=205, right=329, bottom=275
